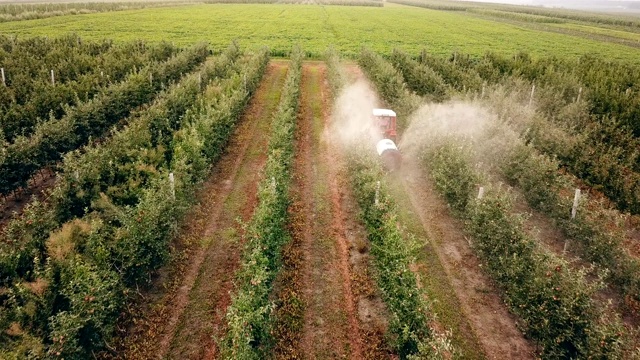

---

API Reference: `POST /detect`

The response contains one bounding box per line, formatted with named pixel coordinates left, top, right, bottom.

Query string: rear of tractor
left=372, top=109, right=401, bottom=170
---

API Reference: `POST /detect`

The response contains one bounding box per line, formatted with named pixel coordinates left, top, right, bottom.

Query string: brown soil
left=398, top=158, right=537, bottom=359
left=114, top=61, right=289, bottom=360
left=0, top=168, right=56, bottom=233
left=272, top=61, right=390, bottom=359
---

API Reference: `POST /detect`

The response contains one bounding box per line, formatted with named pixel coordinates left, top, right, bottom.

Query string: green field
left=1, top=2, right=640, bottom=61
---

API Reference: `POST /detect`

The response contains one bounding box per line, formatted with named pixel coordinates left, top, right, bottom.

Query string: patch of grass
left=385, top=175, right=484, bottom=360
left=0, top=4, right=639, bottom=62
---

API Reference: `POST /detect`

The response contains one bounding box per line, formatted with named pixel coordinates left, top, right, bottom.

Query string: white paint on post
left=571, top=188, right=581, bottom=220
left=576, top=87, right=582, bottom=103
left=51, top=70, right=55, bottom=86
left=528, top=84, right=536, bottom=107
left=169, top=172, right=175, bottom=200
left=477, top=186, right=485, bottom=199
left=375, top=181, right=381, bottom=207
left=1, top=68, right=4, bottom=86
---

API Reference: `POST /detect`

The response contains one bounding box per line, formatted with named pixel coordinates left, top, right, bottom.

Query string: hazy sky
left=467, top=0, right=640, bottom=13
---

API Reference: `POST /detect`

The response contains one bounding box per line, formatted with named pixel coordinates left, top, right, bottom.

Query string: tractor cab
left=372, top=108, right=397, bottom=142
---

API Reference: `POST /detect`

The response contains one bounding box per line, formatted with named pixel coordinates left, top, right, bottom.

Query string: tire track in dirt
left=117, top=61, right=289, bottom=360
left=397, top=157, right=536, bottom=359
left=274, top=61, right=358, bottom=359
left=166, top=61, right=289, bottom=360
left=273, top=62, right=375, bottom=359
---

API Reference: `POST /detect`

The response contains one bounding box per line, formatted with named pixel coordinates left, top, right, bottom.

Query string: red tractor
left=373, top=109, right=401, bottom=170
left=372, top=108, right=397, bottom=142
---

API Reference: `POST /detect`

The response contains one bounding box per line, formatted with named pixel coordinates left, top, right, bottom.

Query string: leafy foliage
left=358, top=48, right=420, bottom=133
left=0, top=44, right=269, bottom=358
left=221, top=45, right=302, bottom=359
left=347, top=148, right=453, bottom=359
left=422, top=142, right=625, bottom=358
left=0, top=42, right=208, bottom=196
left=389, top=48, right=450, bottom=102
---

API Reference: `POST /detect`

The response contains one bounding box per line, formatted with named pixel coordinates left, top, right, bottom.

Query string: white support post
left=375, top=181, right=381, bottom=207
left=100, top=71, right=104, bottom=78
left=571, top=188, right=581, bottom=220
left=169, top=172, right=175, bottom=200
left=149, top=73, right=153, bottom=85
left=477, top=186, right=485, bottom=199
left=528, top=84, right=535, bottom=107
left=51, top=70, right=55, bottom=86
left=1, top=68, right=4, bottom=86
left=576, top=87, right=582, bottom=103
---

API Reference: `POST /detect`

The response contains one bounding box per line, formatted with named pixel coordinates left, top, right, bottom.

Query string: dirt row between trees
left=115, top=61, right=289, bottom=359
left=112, top=59, right=540, bottom=360
left=271, top=61, right=390, bottom=359
left=392, top=158, right=536, bottom=359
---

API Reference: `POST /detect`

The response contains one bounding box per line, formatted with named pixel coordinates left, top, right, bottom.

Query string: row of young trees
left=354, top=48, right=454, bottom=358
left=389, top=46, right=640, bottom=216
left=0, top=42, right=208, bottom=196
left=472, top=51, right=640, bottom=215
left=366, top=47, right=634, bottom=357
left=0, top=43, right=269, bottom=359
left=423, top=141, right=626, bottom=358
left=221, top=45, right=302, bottom=359
left=0, top=2, right=187, bottom=23
left=390, top=0, right=640, bottom=28
left=394, top=48, right=640, bottom=307
left=1, top=35, right=179, bottom=142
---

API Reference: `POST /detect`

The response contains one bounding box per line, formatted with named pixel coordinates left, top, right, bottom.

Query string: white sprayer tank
left=376, top=139, right=398, bottom=156
left=376, top=139, right=401, bottom=170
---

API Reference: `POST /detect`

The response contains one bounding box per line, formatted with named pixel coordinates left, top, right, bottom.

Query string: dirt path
left=393, top=157, right=536, bottom=359
left=117, top=61, right=289, bottom=360
left=0, top=169, right=55, bottom=233
left=272, top=61, right=389, bottom=359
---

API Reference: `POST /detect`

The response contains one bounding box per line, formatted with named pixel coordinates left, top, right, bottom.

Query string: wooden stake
left=571, top=188, right=581, bottom=220
left=51, top=70, right=55, bottom=86
left=169, top=172, right=175, bottom=200
left=576, top=87, right=582, bottom=103
left=528, top=84, right=535, bottom=107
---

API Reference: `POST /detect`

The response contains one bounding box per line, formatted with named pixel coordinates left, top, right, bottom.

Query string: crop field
left=1, top=3, right=640, bottom=60
left=2, top=1, right=640, bottom=359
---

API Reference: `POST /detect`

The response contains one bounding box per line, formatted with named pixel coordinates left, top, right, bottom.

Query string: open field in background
left=2, top=1, right=640, bottom=358
left=0, top=3, right=639, bottom=60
